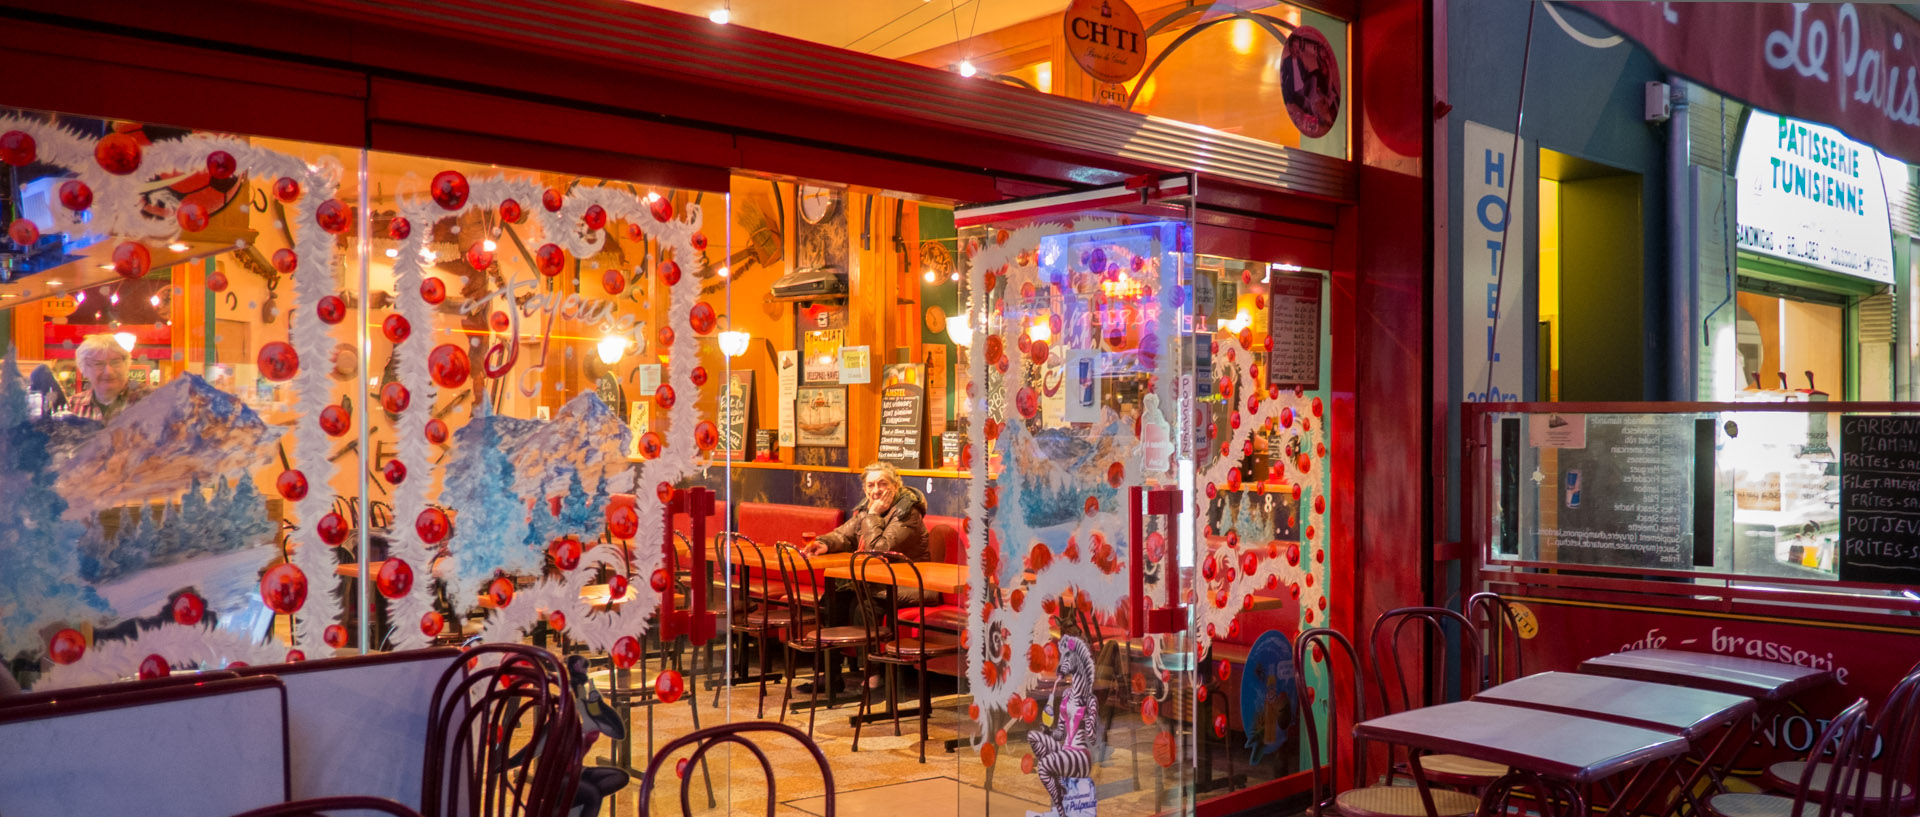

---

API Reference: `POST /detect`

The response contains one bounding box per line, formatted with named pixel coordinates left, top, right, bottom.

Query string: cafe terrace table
left=1355, top=701, right=1690, bottom=817
left=1578, top=649, right=1833, bottom=702
left=1475, top=672, right=1757, bottom=816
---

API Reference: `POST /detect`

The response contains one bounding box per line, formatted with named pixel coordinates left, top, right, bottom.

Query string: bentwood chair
left=730, top=534, right=811, bottom=718
left=639, top=721, right=835, bottom=817
left=1369, top=606, right=1508, bottom=790
left=1762, top=660, right=1920, bottom=814
left=1465, top=592, right=1526, bottom=688
left=222, top=797, right=423, bottom=817
left=1295, top=627, right=1481, bottom=817
left=849, top=550, right=960, bottom=762
left=1708, top=698, right=1873, bottom=817
left=421, top=644, right=582, bottom=817
left=776, top=544, right=876, bottom=738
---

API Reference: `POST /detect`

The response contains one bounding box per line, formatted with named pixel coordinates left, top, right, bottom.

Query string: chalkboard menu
left=1531, top=414, right=1710, bottom=570
left=878, top=363, right=926, bottom=468
left=1838, top=415, right=1920, bottom=584
left=721, top=371, right=755, bottom=461
left=1266, top=271, right=1322, bottom=390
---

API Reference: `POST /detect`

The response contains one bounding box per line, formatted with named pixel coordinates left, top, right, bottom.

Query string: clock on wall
left=798, top=185, right=841, bottom=225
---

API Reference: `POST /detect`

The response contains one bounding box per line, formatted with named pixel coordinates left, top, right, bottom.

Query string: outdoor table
left=1475, top=672, right=1757, bottom=816
left=1578, top=649, right=1832, bottom=701
left=1355, top=700, right=1689, bottom=817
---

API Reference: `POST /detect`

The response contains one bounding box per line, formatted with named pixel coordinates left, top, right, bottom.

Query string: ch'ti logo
left=1064, top=0, right=1147, bottom=84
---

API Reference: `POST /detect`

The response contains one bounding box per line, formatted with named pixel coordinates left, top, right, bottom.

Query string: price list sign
left=1838, top=415, right=1920, bottom=584
left=878, top=363, right=926, bottom=468
left=1266, top=271, right=1322, bottom=390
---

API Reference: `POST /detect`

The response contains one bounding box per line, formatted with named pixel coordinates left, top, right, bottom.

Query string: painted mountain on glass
left=57, top=375, right=279, bottom=519
left=507, top=392, right=634, bottom=499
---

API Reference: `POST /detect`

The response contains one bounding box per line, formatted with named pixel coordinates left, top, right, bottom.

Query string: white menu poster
left=636, top=363, right=662, bottom=397
left=777, top=350, right=799, bottom=447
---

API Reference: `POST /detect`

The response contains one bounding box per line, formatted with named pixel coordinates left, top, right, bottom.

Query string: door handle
left=1128, top=485, right=1187, bottom=637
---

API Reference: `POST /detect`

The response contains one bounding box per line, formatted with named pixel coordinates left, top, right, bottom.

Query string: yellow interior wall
left=1538, top=178, right=1560, bottom=401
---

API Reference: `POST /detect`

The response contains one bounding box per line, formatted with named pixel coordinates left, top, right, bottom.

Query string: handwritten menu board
left=1838, top=415, right=1920, bottom=584
left=1534, top=414, right=1702, bottom=570
left=721, top=371, right=754, bottom=461
left=878, top=363, right=926, bottom=468
left=1266, top=271, right=1322, bottom=390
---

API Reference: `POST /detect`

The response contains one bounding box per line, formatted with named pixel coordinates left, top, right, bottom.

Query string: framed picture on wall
left=794, top=386, right=847, bottom=447
left=721, top=370, right=756, bottom=461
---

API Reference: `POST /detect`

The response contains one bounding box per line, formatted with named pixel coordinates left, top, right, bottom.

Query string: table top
left=1355, top=700, right=1690, bottom=784
left=822, top=560, right=965, bottom=595
left=1579, top=649, right=1833, bottom=702
left=1474, top=672, right=1756, bottom=740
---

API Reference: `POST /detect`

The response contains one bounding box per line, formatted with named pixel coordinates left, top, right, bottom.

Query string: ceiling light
left=44, top=280, right=61, bottom=287
left=109, top=293, right=120, bottom=305
left=946, top=315, right=972, bottom=348
left=98, top=264, right=115, bottom=271
left=708, top=7, right=730, bottom=24
left=597, top=336, right=628, bottom=365
left=718, top=330, right=751, bottom=358
left=949, top=271, right=961, bottom=282
left=385, top=248, right=399, bottom=259
left=149, top=295, right=161, bottom=307
left=167, top=242, right=189, bottom=252
left=482, top=239, right=497, bottom=252
left=113, top=332, right=137, bottom=352
left=74, top=292, right=85, bottom=304
left=923, top=269, right=937, bottom=283
left=958, top=60, right=978, bottom=78
left=717, top=266, right=730, bottom=278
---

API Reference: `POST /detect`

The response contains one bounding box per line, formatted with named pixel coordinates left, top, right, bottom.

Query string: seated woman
left=797, top=462, right=929, bottom=692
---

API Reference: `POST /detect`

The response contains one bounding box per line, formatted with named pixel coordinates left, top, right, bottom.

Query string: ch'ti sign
left=1064, top=0, right=1147, bottom=84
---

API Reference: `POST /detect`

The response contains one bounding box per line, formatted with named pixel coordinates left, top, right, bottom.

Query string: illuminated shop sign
left=1735, top=110, right=1894, bottom=284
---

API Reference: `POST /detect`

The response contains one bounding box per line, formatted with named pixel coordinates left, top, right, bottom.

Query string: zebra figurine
left=1026, top=635, right=1097, bottom=817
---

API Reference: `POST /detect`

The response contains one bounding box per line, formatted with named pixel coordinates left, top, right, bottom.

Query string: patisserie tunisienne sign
left=1064, top=0, right=1146, bottom=84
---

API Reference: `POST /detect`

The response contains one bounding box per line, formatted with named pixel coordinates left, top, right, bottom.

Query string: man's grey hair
left=76, top=334, right=129, bottom=367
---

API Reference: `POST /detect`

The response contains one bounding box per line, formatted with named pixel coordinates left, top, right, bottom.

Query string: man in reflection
left=797, top=461, right=930, bottom=693
left=72, top=333, right=149, bottom=421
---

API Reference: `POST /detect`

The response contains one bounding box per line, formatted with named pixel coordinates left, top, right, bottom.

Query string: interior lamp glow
left=1217, top=310, right=1252, bottom=333
left=708, top=6, right=730, bottom=23
left=1027, top=320, right=1051, bottom=343
left=958, top=60, right=978, bottom=78
left=718, top=330, right=752, bottom=358
left=946, top=315, right=973, bottom=347
left=596, top=336, right=628, bottom=365
left=112, top=332, right=137, bottom=352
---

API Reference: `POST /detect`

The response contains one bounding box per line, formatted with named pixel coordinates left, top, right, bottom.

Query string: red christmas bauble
left=415, top=507, right=450, bottom=544
left=273, top=177, right=301, bottom=203
left=287, top=649, right=308, bottom=663
left=657, top=325, right=675, bottom=348
left=650, top=568, right=671, bottom=592
left=654, top=384, right=676, bottom=408
left=693, top=421, right=719, bottom=451
left=428, top=344, right=470, bottom=388
left=542, top=188, right=563, bottom=212
left=315, top=199, right=350, bottom=234
left=176, top=201, right=209, bottom=233
left=1153, top=730, right=1177, bottom=767
left=94, top=133, right=143, bottom=175
left=547, top=611, right=567, bottom=632
left=7, top=218, right=38, bottom=246
left=377, top=557, right=414, bottom=598
left=271, top=247, right=298, bottom=275
left=258, top=342, right=299, bottom=381
left=688, top=303, right=715, bottom=335
left=316, top=295, right=346, bottom=325
left=58, top=180, right=92, bottom=212
left=607, top=574, right=630, bottom=601
left=430, top=170, right=469, bottom=210
left=424, top=418, right=449, bottom=444
left=600, top=269, right=626, bottom=295
left=382, top=459, right=408, bottom=485
left=656, top=482, right=674, bottom=503
left=382, top=313, right=411, bottom=343
left=535, top=243, right=567, bottom=277
left=420, top=611, right=445, bottom=638
left=276, top=470, right=309, bottom=500
left=317, top=511, right=351, bottom=545
left=490, top=311, right=511, bottom=332
left=323, top=624, right=348, bottom=648
left=420, top=277, right=446, bottom=304
left=380, top=382, right=410, bottom=413
left=1213, top=713, right=1229, bottom=738
left=0, top=130, right=36, bottom=166
left=388, top=216, right=412, bottom=240
left=637, top=431, right=663, bottom=460
left=548, top=538, right=581, bottom=570
left=172, top=592, right=206, bottom=626
left=260, top=562, right=309, bottom=613
left=690, top=232, right=708, bottom=251
left=487, top=576, right=515, bottom=607
left=689, top=366, right=708, bottom=387
left=583, top=204, right=607, bottom=231
left=1014, top=386, right=1039, bottom=419
left=205, top=150, right=236, bottom=180
left=654, top=669, right=685, bottom=703
left=113, top=242, right=151, bottom=279
left=48, top=629, right=85, bottom=664
left=980, top=743, right=998, bottom=768
left=660, top=260, right=681, bottom=286
left=319, top=404, right=351, bottom=436
left=649, top=196, right=674, bottom=223
left=611, top=636, right=642, bottom=668
left=499, top=198, right=524, bottom=224
left=1140, top=696, right=1160, bottom=724
left=465, top=241, right=494, bottom=271
left=206, top=271, right=229, bottom=292
left=138, top=654, right=171, bottom=680
left=606, top=503, right=640, bottom=539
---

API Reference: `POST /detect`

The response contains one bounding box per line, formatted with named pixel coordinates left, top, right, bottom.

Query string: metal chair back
left=1368, top=605, right=1484, bottom=718
left=221, top=796, right=423, bottom=817
left=1795, top=698, right=1873, bottom=817
left=1466, top=591, right=1526, bottom=687
left=850, top=550, right=915, bottom=646
left=1293, top=626, right=1370, bottom=813
left=421, top=644, right=581, bottom=817
left=638, top=721, right=835, bottom=817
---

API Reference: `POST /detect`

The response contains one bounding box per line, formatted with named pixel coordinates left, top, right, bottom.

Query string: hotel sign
left=1064, top=0, right=1146, bottom=84
left=1735, top=110, right=1894, bottom=284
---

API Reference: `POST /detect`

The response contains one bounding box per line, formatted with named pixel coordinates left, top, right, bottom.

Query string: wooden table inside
left=822, top=560, right=965, bottom=594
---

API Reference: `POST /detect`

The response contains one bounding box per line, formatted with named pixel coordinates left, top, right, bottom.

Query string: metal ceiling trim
left=300, top=0, right=1359, bottom=202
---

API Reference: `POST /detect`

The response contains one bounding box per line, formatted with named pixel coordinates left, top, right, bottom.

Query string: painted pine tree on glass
left=441, top=401, right=532, bottom=607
